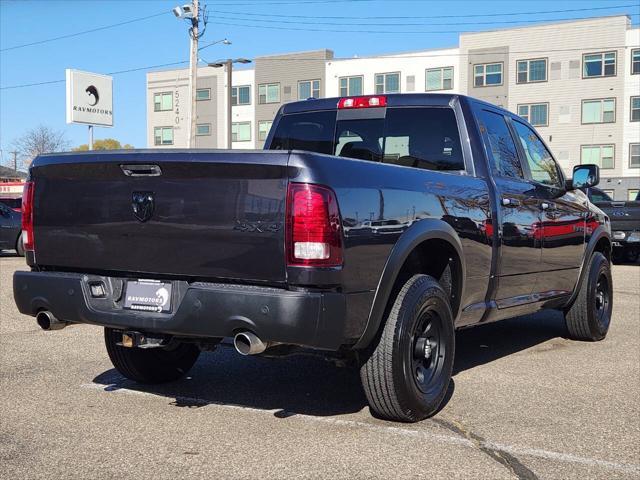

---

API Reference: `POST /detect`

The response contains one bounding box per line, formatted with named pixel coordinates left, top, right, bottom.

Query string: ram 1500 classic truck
left=586, top=187, right=639, bottom=263
left=14, top=94, right=613, bottom=422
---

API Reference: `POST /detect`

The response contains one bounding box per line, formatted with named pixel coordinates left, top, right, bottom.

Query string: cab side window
left=477, top=110, right=524, bottom=179
left=512, top=121, right=562, bottom=188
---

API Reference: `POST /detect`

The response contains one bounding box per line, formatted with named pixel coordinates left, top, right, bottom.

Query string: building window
left=339, top=76, right=363, bottom=96
left=258, top=121, right=273, bottom=141
left=630, top=143, right=640, bottom=168
left=153, top=127, right=173, bottom=146
left=374, top=72, right=400, bottom=94
left=516, top=58, right=547, bottom=83
left=583, top=51, right=616, bottom=78
left=581, top=145, right=614, bottom=169
left=632, top=49, right=640, bottom=75
left=517, top=103, right=549, bottom=127
left=474, top=63, right=503, bottom=87
left=631, top=97, right=640, bottom=122
left=232, top=122, right=251, bottom=142
left=629, top=189, right=639, bottom=201
left=153, top=92, right=172, bottom=112
left=258, top=83, right=280, bottom=104
left=196, top=124, right=211, bottom=136
left=425, top=67, right=453, bottom=91
left=582, top=98, right=615, bottom=124
left=298, top=80, right=320, bottom=100
left=232, top=86, right=251, bottom=106
left=196, top=88, right=211, bottom=101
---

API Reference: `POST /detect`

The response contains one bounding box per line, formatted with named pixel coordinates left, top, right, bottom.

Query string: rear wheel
left=104, top=328, right=200, bottom=384
left=15, top=235, right=24, bottom=257
left=565, top=252, right=613, bottom=341
left=360, top=275, right=455, bottom=422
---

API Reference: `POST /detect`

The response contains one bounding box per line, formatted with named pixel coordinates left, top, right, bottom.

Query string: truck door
left=476, top=109, right=542, bottom=305
left=511, top=120, right=586, bottom=294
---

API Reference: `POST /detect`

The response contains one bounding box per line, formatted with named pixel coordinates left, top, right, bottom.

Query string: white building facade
left=147, top=15, right=639, bottom=200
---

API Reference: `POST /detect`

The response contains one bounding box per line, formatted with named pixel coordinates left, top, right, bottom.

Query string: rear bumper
left=13, top=271, right=370, bottom=351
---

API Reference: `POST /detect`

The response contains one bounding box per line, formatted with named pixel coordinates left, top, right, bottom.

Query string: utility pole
left=187, top=0, right=199, bottom=148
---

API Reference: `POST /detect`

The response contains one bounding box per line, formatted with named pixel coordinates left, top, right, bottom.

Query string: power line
left=208, top=3, right=640, bottom=20
left=4, top=44, right=640, bottom=90
left=0, top=10, right=170, bottom=52
left=208, top=13, right=639, bottom=28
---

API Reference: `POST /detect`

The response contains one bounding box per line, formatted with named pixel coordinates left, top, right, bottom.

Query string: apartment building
left=147, top=15, right=639, bottom=199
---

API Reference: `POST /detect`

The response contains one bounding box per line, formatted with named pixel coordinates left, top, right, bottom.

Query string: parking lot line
left=81, top=381, right=640, bottom=476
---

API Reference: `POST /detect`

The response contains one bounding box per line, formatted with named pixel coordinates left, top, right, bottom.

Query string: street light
left=208, top=58, right=252, bottom=149
left=199, top=38, right=231, bottom=51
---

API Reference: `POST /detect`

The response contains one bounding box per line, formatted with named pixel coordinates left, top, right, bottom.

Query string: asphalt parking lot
left=1, top=255, right=638, bottom=480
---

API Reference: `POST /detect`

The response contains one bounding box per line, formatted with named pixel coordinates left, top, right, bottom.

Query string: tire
left=104, top=328, right=200, bottom=384
left=15, top=235, right=24, bottom=257
left=565, top=252, right=613, bottom=341
left=360, top=274, right=455, bottom=422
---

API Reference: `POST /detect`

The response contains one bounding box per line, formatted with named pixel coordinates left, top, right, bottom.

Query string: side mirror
left=569, top=164, right=599, bottom=190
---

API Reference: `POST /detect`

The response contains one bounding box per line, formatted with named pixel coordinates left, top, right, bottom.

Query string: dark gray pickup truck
left=586, top=187, right=640, bottom=263
left=14, top=94, right=613, bottom=422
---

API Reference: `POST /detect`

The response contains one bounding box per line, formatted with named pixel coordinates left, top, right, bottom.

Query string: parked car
left=585, top=187, right=639, bottom=263
left=13, top=94, right=612, bottom=422
left=0, top=202, right=23, bottom=255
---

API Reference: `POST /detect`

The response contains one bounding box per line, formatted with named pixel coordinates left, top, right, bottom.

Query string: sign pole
left=88, top=125, right=94, bottom=150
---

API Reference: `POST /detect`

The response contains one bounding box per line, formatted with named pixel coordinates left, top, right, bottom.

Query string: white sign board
left=66, top=69, right=113, bottom=127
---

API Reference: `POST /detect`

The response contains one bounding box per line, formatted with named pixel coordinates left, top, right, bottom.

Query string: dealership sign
left=66, top=69, right=113, bottom=127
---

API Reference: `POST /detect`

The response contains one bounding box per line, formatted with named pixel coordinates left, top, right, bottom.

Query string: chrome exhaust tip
left=36, top=311, right=68, bottom=331
left=233, top=331, right=268, bottom=356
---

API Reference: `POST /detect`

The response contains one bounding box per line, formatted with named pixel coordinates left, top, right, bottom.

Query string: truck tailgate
left=30, top=150, right=290, bottom=284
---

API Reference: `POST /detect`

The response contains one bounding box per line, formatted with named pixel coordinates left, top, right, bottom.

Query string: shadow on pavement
left=92, top=310, right=567, bottom=418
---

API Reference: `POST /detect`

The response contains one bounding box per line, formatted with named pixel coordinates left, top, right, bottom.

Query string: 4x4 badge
left=132, top=192, right=155, bottom=222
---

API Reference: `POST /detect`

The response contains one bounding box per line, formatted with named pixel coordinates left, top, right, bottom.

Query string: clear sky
left=1, top=0, right=638, bottom=165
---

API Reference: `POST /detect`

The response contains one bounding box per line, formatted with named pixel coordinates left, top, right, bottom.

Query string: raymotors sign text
left=66, top=69, right=113, bottom=127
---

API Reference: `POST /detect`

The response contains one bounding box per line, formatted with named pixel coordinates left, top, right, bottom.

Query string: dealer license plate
left=123, top=280, right=172, bottom=313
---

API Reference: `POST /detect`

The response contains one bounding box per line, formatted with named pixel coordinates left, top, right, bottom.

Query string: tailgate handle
left=120, top=164, right=162, bottom=177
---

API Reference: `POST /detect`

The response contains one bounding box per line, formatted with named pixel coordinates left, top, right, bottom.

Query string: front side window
left=153, top=126, right=173, bottom=145
left=339, top=76, right=363, bottom=96
left=583, top=51, right=616, bottom=78
left=425, top=67, right=454, bottom=91
left=258, top=83, right=280, bottom=104
left=153, top=92, right=172, bottom=112
left=582, top=98, right=615, bottom=124
left=633, top=49, right=640, bottom=75
left=589, top=188, right=614, bottom=202
left=517, top=103, right=549, bottom=127
left=196, top=88, right=211, bottom=101
left=232, top=86, right=251, bottom=106
left=516, top=58, right=547, bottom=83
left=477, top=110, right=523, bottom=178
left=196, top=124, right=211, bottom=136
left=630, top=143, right=640, bottom=168
left=474, top=63, right=503, bottom=87
left=258, top=121, right=273, bottom=141
left=512, top=121, right=561, bottom=187
left=298, top=79, right=320, bottom=100
left=232, top=122, right=251, bottom=142
left=581, top=145, right=614, bottom=169
left=631, top=97, right=640, bottom=122
left=374, top=72, right=400, bottom=94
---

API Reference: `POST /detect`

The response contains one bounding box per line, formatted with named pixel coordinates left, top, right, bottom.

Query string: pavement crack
left=432, top=418, right=539, bottom=480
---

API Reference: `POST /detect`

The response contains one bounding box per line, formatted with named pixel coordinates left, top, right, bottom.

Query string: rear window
left=269, top=107, right=465, bottom=171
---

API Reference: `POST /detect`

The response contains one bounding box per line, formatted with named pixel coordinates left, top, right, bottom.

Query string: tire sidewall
left=393, top=279, right=455, bottom=418
left=585, top=253, right=613, bottom=340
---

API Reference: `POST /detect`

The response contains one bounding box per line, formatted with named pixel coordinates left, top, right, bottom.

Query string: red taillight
left=337, top=95, right=387, bottom=109
left=21, top=181, right=35, bottom=252
left=286, top=183, right=343, bottom=267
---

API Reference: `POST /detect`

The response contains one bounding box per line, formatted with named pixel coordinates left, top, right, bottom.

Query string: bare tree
left=12, top=125, right=70, bottom=168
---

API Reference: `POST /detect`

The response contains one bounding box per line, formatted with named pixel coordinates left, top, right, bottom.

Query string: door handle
left=540, top=202, right=556, bottom=211
left=501, top=197, right=521, bottom=207
left=120, top=164, right=162, bottom=177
